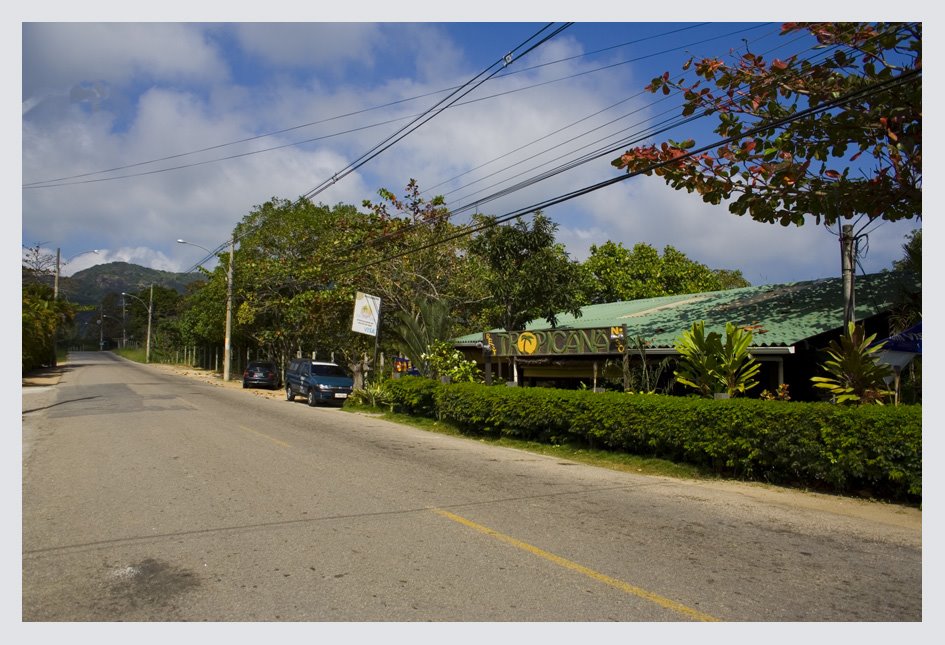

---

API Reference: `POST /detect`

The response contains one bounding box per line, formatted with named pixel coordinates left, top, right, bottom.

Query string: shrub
left=674, top=320, right=761, bottom=397
left=345, top=380, right=390, bottom=409
left=811, top=321, right=894, bottom=404
left=382, top=377, right=441, bottom=417
left=413, top=382, right=922, bottom=501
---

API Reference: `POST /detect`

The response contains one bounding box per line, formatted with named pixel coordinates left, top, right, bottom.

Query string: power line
left=23, top=23, right=770, bottom=190
left=434, top=23, right=905, bottom=222
left=22, top=23, right=718, bottom=187
left=187, top=24, right=917, bottom=275
left=436, top=29, right=822, bottom=213
left=297, top=23, right=575, bottom=203
left=342, top=29, right=849, bottom=258
left=325, top=68, right=921, bottom=280
left=177, top=24, right=574, bottom=274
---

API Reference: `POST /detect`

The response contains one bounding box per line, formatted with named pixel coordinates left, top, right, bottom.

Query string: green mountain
left=57, top=261, right=204, bottom=305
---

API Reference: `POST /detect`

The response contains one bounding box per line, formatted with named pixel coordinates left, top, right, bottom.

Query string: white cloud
left=557, top=176, right=918, bottom=286
left=20, top=22, right=921, bottom=288
left=232, top=23, right=383, bottom=72
left=102, top=246, right=178, bottom=272
left=23, top=23, right=229, bottom=102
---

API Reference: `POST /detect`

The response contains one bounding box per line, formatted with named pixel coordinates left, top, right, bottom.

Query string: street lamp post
left=178, top=236, right=235, bottom=381
left=122, top=286, right=153, bottom=363
left=48, top=247, right=99, bottom=366
left=55, top=248, right=99, bottom=300
left=97, top=310, right=119, bottom=351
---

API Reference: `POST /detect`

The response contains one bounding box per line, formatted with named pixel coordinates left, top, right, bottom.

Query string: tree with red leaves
left=612, top=22, right=921, bottom=228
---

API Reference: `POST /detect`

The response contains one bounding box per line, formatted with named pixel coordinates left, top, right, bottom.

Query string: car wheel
left=307, top=389, right=317, bottom=407
left=286, top=385, right=294, bottom=401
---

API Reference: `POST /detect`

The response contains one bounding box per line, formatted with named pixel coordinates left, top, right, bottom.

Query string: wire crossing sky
left=20, top=16, right=923, bottom=287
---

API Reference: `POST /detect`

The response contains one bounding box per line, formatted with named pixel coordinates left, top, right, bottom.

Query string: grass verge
left=342, top=404, right=710, bottom=480
left=113, top=347, right=147, bottom=363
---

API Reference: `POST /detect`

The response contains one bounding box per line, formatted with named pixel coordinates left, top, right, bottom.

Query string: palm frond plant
left=675, top=321, right=761, bottom=398
left=811, top=322, right=893, bottom=404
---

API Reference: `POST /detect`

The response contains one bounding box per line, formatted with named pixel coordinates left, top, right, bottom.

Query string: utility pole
left=54, top=248, right=61, bottom=300
left=51, top=247, right=62, bottom=366
left=223, top=233, right=235, bottom=381
left=146, top=284, right=153, bottom=363
left=840, top=224, right=855, bottom=330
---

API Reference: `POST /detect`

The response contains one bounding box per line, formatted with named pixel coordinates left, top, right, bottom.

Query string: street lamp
left=55, top=248, right=99, bottom=299
left=178, top=236, right=235, bottom=381
left=176, top=239, right=213, bottom=255
left=122, top=286, right=153, bottom=363
left=97, top=311, right=119, bottom=351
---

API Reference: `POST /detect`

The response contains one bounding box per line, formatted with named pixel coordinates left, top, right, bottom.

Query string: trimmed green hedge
left=380, top=378, right=921, bottom=502
left=383, top=376, right=442, bottom=418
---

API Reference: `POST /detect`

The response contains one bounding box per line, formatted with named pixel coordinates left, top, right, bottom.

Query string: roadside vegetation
left=346, top=376, right=921, bottom=504
left=113, top=347, right=147, bottom=363
left=342, top=405, right=709, bottom=481
left=24, top=23, right=920, bottom=503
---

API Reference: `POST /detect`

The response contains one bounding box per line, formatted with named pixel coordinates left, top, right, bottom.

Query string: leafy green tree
left=22, top=283, right=74, bottom=373
left=178, top=273, right=225, bottom=349
left=889, top=228, right=921, bottom=333
left=421, top=339, right=482, bottom=383
left=232, top=198, right=371, bottom=367
left=360, top=180, right=491, bottom=336
left=713, top=268, right=752, bottom=291
left=181, top=186, right=489, bottom=384
left=582, top=240, right=749, bottom=303
left=389, top=298, right=452, bottom=376
left=811, top=322, right=893, bottom=404
left=468, top=212, right=586, bottom=331
left=612, top=23, right=921, bottom=227
left=886, top=228, right=921, bottom=403
left=122, top=285, right=183, bottom=357
left=893, top=228, right=921, bottom=274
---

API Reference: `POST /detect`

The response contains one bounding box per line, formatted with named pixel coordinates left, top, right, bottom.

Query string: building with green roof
left=454, top=271, right=915, bottom=400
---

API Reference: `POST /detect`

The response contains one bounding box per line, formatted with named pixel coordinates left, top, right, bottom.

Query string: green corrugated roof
left=455, top=271, right=913, bottom=349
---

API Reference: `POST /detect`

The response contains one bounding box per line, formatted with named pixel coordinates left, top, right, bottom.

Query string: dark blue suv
left=285, top=359, right=354, bottom=406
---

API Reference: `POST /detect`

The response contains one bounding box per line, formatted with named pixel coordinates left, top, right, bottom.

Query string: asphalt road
left=22, top=352, right=922, bottom=622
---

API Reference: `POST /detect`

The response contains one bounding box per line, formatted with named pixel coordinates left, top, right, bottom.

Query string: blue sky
left=18, top=6, right=925, bottom=288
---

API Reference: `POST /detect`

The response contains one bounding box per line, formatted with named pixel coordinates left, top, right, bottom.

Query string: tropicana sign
left=484, top=326, right=628, bottom=357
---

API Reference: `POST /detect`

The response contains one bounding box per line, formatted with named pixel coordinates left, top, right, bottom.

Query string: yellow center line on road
left=432, top=508, right=719, bottom=622
left=238, top=425, right=292, bottom=448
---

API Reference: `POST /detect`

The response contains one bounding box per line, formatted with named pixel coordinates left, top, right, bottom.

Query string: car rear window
left=248, top=362, right=275, bottom=370
left=311, top=364, right=347, bottom=378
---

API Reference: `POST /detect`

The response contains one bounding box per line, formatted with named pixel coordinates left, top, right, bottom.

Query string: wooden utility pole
left=841, top=224, right=855, bottom=329
left=223, top=233, right=235, bottom=381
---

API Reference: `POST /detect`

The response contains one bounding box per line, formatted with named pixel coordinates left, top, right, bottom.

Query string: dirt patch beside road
left=147, top=362, right=286, bottom=400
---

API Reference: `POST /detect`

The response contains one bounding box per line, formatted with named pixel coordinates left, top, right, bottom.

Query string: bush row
left=377, top=378, right=921, bottom=502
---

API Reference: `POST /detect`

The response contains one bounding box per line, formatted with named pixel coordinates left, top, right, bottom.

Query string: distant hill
left=55, top=262, right=204, bottom=305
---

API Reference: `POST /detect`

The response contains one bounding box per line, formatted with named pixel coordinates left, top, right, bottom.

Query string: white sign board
left=351, top=291, right=381, bottom=336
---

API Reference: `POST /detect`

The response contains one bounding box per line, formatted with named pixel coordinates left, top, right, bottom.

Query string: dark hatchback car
left=242, top=360, right=281, bottom=390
